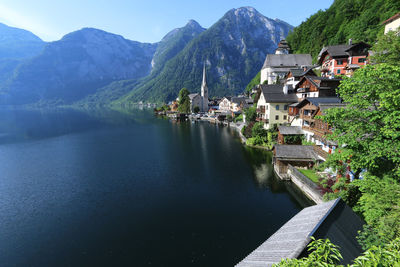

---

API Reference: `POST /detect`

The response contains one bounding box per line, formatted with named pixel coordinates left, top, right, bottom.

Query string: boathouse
left=273, top=144, right=319, bottom=179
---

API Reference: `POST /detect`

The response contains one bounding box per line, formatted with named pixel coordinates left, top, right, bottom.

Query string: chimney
left=283, top=84, right=289, bottom=94
left=348, top=38, right=353, bottom=45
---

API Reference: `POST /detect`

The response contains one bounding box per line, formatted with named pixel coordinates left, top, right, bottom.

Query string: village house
left=382, top=12, right=400, bottom=34
left=318, top=40, right=371, bottom=77
left=284, top=67, right=317, bottom=90
left=230, top=97, right=253, bottom=112
left=255, top=84, right=298, bottom=129
left=218, top=97, right=232, bottom=112
left=295, top=76, right=341, bottom=99
left=296, top=97, right=345, bottom=159
left=260, top=40, right=312, bottom=84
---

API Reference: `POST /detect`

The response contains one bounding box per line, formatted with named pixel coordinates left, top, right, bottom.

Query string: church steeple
left=200, top=63, right=209, bottom=112
left=201, top=63, right=208, bottom=99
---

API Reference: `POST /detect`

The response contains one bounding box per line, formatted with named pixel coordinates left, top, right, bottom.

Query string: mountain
left=0, top=28, right=157, bottom=105
left=286, top=0, right=400, bottom=60
left=0, top=23, right=46, bottom=87
left=76, top=20, right=205, bottom=106
left=117, top=7, right=293, bottom=104
left=151, top=19, right=205, bottom=71
left=0, top=23, right=45, bottom=60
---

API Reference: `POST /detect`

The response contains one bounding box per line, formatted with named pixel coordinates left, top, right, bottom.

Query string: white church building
left=189, top=64, right=209, bottom=112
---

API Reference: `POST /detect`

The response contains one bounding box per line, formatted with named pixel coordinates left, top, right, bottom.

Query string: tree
left=371, top=30, right=400, bottom=65
left=251, top=122, right=267, bottom=138
left=244, top=106, right=257, bottom=122
left=274, top=237, right=400, bottom=266
left=353, top=174, right=400, bottom=249
left=193, top=106, right=200, bottom=113
left=322, top=64, right=400, bottom=177
left=178, top=88, right=190, bottom=113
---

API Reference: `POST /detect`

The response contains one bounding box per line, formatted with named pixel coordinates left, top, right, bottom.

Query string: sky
left=0, top=0, right=334, bottom=43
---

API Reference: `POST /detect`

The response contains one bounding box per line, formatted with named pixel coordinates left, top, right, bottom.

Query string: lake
left=0, top=107, right=312, bottom=266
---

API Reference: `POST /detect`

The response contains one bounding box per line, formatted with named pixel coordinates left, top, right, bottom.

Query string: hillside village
left=154, top=12, right=400, bottom=265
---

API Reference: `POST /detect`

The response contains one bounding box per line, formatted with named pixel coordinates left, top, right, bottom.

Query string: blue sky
left=0, top=0, right=333, bottom=42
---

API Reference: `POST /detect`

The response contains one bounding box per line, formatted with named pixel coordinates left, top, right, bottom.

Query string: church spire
left=200, top=62, right=209, bottom=112
left=202, top=63, right=207, bottom=87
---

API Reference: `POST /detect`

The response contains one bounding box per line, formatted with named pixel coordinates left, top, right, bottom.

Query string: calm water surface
left=0, top=108, right=312, bottom=266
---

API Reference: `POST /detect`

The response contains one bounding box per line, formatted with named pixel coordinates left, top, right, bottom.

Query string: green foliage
left=245, top=71, right=260, bottom=92
left=352, top=237, right=400, bottom=266
left=298, top=168, right=320, bottom=184
left=244, top=107, right=257, bottom=122
left=251, top=122, right=267, bottom=138
left=226, top=115, right=233, bottom=122
left=353, top=174, right=400, bottom=249
left=193, top=106, right=200, bottom=113
left=323, top=64, right=400, bottom=177
left=284, top=135, right=304, bottom=144
left=274, top=237, right=342, bottom=266
left=274, top=237, right=400, bottom=266
left=234, top=113, right=243, bottom=122
left=371, top=29, right=400, bottom=65
left=246, top=136, right=265, bottom=146
left=302, top=139, right=314, bottom=146
left=286, top=0, right=400, bottom=61
left=178, top=88, right=190, bottom=113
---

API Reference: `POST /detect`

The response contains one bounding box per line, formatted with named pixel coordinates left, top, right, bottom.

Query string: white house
left=260, top=40, right=312, bottom=85
left=218, top=97, right=232, bottom=112
left=255, top=84, right=298, bottom=129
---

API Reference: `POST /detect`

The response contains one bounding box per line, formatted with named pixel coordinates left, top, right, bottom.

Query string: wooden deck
left=235, top=199, right=339, bottom=267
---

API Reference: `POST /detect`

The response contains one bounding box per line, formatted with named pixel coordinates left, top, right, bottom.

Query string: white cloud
left=0, top=4, right=60, bottom=41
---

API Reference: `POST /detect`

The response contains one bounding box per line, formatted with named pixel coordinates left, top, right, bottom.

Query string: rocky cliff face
left=1, top=28, right=157, bottom=104
left=119, top=7, right=293, bottom=103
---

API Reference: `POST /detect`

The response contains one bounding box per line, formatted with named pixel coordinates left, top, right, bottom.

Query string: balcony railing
left=256, top=108, right=266, bottom=114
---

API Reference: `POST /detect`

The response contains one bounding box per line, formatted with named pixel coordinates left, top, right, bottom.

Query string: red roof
left=382, top=12, right=400, bottom=25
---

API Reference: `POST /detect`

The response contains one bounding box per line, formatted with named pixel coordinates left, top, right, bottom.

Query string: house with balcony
left=295, top=76, right=341, bottom=99
left=296, top=97, right=345, bottom=159
left=255, top=84, right=298, bottom=129
left=318, top=40, right=371, bottom=77
left=284, top=67, right=317, bottom=90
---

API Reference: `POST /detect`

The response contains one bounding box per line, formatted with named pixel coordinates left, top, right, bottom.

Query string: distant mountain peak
left=186, top=19, right=202, bottom=28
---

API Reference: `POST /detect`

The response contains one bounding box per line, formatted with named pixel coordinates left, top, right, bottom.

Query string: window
left=358, top=58, right=366, bottom=63
left=283, top=115, right=287, bottom=120
left=275, top=115, right=279, bottom=120
left=266, top=105, right=268, bottom=110
left=337, top=69, right=341, bottom=74
left=283, top=105, right=288, bottom=110
left=275, top=105, right=279, bottom=110
left=337, top=60, right=343, bottom=65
